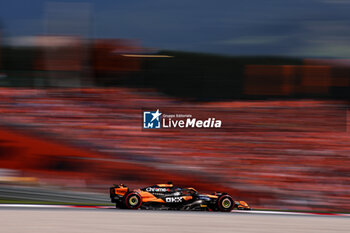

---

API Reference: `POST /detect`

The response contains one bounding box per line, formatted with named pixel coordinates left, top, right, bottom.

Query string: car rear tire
left=217, top=195, right=234, bottom=212
left=124, top=192, right=142, bottom=209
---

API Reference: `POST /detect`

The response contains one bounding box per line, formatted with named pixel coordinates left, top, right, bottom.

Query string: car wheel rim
left=222, top=198, right=231, bottom=208
left=129, top=196, right=138, bottom=206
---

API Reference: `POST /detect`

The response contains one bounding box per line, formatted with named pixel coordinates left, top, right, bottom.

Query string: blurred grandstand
left=0, top=86, right=349, bottom=211
left=0, top=33, right=350, bottom=212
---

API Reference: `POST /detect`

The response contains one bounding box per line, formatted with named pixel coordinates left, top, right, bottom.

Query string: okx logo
left=143, top=109, right=162, bottom=129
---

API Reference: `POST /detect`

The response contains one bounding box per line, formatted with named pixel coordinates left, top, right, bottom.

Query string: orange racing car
left=109, top=182, right=250, bottom=212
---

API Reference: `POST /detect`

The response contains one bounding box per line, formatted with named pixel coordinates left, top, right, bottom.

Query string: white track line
left=232, top=210, right=301, bottom=215
left=232, top=210, right=350, bottom=217
left=0, top=204, right=349, bottom=216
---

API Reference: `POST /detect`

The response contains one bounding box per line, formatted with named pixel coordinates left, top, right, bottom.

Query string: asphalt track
left=0, top=207, right=349, bottom=233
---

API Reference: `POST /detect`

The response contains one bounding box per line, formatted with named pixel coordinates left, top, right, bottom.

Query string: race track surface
left=0, top=208, right=349, bottom=233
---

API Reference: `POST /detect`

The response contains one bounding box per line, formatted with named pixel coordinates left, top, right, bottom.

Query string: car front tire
left=217, top=195, right=234, bottom=212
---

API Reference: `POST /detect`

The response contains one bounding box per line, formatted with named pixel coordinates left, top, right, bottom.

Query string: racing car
left=109, top=182, right=251, bottom=212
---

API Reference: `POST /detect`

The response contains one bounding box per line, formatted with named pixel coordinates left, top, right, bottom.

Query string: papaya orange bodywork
left=138, top=191, right=165, bottom=203
left=182, top=196, right=193, bottom=201
left=157, top=184, right=173, bottom=187
left=114, top=187, right=128, bottom=196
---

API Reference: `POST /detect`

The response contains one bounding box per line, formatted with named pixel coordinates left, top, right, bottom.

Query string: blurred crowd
left=0, top=87, right=349, bottom=211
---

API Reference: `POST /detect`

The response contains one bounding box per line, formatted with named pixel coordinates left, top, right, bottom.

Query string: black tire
left=124, top=192, right=142, bottom=209
left=217, top=195, right=234, bottom=212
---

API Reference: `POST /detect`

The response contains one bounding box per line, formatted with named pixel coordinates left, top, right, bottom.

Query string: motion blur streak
left=121, top=54, right=173, bottom=58
left=0, top=88, right=349, bottom=211
left=1, top=0, right=350, bottom=215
